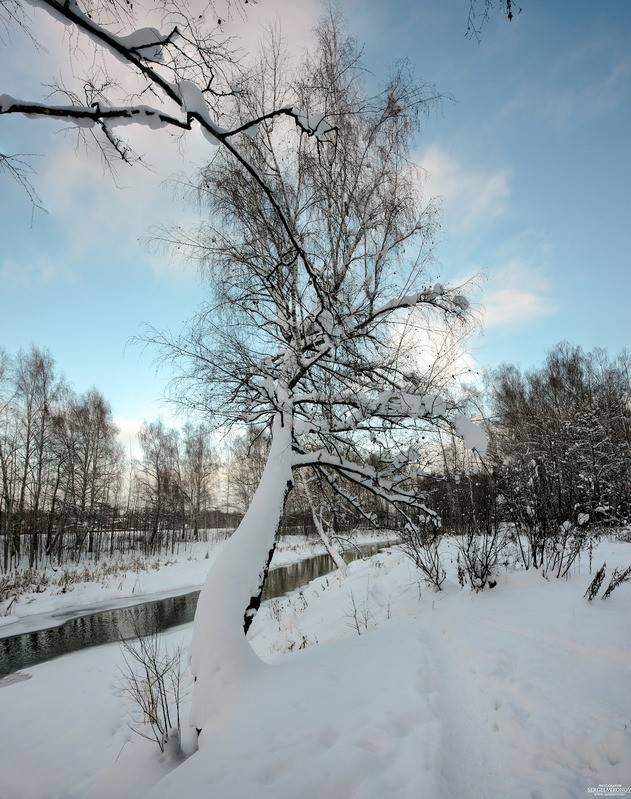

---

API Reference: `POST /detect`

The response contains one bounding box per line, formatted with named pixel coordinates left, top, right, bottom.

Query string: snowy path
left=418, top=572, right=631, bottom=798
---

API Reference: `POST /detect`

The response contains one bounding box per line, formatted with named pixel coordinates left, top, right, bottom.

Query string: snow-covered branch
left=2, top=0, right=338, bottom=252
left=359, top=284, right=470, bottom=328
left=0, top=95, right=187, bottom=130
left=294, top=448, right=432, bottom=508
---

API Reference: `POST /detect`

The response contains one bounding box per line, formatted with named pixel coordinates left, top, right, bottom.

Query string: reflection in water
left=0, top=593, right=200, bottom=680
left=0, top=543, right=382, bottom=679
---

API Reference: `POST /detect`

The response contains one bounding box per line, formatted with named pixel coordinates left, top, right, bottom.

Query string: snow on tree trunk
left=188, top=413, right=293, bottom=733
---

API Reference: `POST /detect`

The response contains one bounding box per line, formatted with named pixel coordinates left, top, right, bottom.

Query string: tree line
left=405, top=342, right=631, bottom=587
left=0, top=346, right=224, bottom=572
left=0, top=346, right=124, bottom=571
left=2, top=340, right=629, bottom=576
left=420, top=343, right=631, bottom=534
left=0, top=344, right=380, bottom=574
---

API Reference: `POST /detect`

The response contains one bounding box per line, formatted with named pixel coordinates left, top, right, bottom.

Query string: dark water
left=0, top=543, right=383, bottom=679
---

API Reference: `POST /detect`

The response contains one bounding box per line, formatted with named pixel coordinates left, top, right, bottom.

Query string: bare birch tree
left=150, top=13, right=486, bottom=732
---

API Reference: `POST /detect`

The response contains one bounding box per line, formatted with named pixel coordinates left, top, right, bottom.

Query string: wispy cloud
left=418, top=145, right=511, bottom=236
left=36, top=131, right=201, bottom=282
left=0, top=254, right=77, bottom=288
left=481, top=258, right=557, bottom=328
left=542, top=56, right=631, bottom=132
left=498, top=35, right=631, bottom=135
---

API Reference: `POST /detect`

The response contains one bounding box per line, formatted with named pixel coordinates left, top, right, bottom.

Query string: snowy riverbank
left=1, top=536, right=630, bottom=799
left=0, top=530, right=399, bottom=639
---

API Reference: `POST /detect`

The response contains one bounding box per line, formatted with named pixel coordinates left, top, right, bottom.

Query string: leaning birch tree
left=153, top=15, right=487, bottom=733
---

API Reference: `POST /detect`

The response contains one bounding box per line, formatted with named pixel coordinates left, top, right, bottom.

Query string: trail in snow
left=418, top=570, right=631, bottom=798
left=148, top=621, right=446, bottom=799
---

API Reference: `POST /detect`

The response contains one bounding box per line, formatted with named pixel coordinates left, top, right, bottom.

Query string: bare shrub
left=118, top=624, right=185, bottom=754
left=345, top=589, right=375, bottom=635
left=457, top=527, right=507, bottom=591
left=399, top=520, right=445, bottom=590
left=584, top=562, right=607, bottom=601
left=543, top=519, right=593, bottom=578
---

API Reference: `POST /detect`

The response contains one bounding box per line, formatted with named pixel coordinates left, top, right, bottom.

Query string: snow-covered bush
left=489, top=344, right=631, bottom=574
left=490, top=454, right=597, bottom=576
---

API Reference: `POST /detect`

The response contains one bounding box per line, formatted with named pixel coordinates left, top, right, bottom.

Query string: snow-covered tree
left=490, top=342, right=631, bottom=571
left=152, top=13, right=486, bottom=733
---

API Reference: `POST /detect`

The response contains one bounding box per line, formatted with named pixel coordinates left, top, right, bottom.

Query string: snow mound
left=148, top=620, right=444, bottom=799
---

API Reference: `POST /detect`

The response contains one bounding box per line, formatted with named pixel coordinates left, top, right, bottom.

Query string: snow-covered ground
left=1, top=536, right=630, bottom=799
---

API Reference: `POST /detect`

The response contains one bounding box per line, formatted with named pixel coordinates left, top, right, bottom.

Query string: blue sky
left=1, top=0, right=630, bottom=445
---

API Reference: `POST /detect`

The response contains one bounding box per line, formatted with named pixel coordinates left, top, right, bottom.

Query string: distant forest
left=1, top=342, right=630, bottom=572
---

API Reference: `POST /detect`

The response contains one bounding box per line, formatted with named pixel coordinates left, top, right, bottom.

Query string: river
left=0, top=543, right=385, bottom=679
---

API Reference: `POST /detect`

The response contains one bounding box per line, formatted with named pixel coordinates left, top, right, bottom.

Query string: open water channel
left=0, top=543, right=384, bottom=679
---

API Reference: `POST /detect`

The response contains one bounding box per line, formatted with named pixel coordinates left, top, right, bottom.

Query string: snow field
left=0, top=537, right=629, bottom=798
left=244, top=543, right=631, bottom=799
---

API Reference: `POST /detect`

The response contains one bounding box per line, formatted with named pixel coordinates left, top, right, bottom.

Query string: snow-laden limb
left=188, top=413, right=293, bottom=732
left=454, top=413, right=488, bottom=456
left=295, top=447, right=438, bottom=521
left=2, top=0, right=337, bottom=231
left=0, top=95, right=185, bottom=130
left=0, top=2, right=332, bottom=143
left=113, top=26, right=171, bottom=63
left=365, top=284, right=468, bottom=324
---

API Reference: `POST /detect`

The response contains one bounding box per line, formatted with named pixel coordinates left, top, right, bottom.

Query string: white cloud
left=418, top=145, right=511, bottom=236
left=481, top=258, right=557, bottom=328
left=223, top=0, right=323, bottom=52
left=0, top=254, right=77, bottom=288
left=34, top=129, right=203, bottom=282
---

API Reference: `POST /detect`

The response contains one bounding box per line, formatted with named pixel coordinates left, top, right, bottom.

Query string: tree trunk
left=188, top=413, right=293, bottom=734
left=299, top=471, right=347, bottom=573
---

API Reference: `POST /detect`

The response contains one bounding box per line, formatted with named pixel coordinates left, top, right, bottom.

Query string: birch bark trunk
left=189, top=413, right=293, bottom=732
